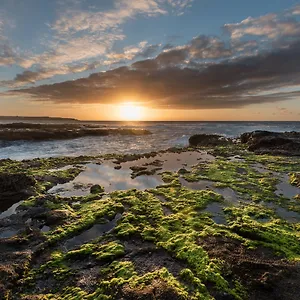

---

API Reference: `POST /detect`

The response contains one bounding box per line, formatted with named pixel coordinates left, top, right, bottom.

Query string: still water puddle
left=255, top=217, right=271, bottom=223
left=48, top=165, right=76, bottom=172
left=228, top=155, right=245, bottom=162
left=276, top=207, right=300, bottom=223
left=63, top=213, right=122, bottom=251
left=179, top=178, right=214, bottom=190
left=261, top=201, right=300, bottom=223
left=48, top=151, right=214, bottom=197
left=0, top=200, right=23, bottom=220
left=48, top=162, right=164, bottom=197
left=41, top=225, right=51, bottom=233
left=251, top=163, right=269, bottom=174
left=275, top=174, right=300, bottom=199
left=155, top=195, right=168, bottom=203
left=179, top=178, right=239, bottom=203
left=204, top=202, right=227, bottom=225
left=121, top=151, right=215, bottom=172
left=0, top=229, right=18, bottom=239
left=162, top=206, right=173, bottom=216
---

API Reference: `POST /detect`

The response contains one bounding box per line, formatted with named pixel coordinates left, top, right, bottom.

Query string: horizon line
left=0, top=116, right=300, bottom=122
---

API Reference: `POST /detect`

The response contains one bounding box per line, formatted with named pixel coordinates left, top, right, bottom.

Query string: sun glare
left=118, top=103, right=144, bottom=121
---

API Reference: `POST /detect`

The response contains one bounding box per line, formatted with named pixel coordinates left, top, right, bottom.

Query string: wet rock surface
left=90, top=184, right=105, bottom=194
left=0, top=173, right=36, bottom=195
left=189, top=134, right=231, bottom=147
left=241, top=130, right=300, bottom=155
left=199, top=236, right=300, bottom=300
left=0, top=173, right=36, bottom=213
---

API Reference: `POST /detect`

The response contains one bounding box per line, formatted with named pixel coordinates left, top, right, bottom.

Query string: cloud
left=0, top=43, right=19, bottom=66
left=289, top=5, right=300, bottom=16
left=103, top=34, right=233, bottom=69
left=224, top=11, right=300, bottom=42
left=51, top=0, right=167, bottom=35
left=163, top=0, right=194, bottom=15
left=0, top=61, right=101, bottom=87
left=9, top=40, right=300, bottom=109
left=138, top=44, right=161, bottom=58
left=1, top=0, right=193, bottom=85
left=0, top=12, right=20, bottom=66
left=105, top=41, right=160, bottom=64
left=188, top=35, right=232, bottom=59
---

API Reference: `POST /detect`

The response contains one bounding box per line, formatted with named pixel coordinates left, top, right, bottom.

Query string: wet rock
left=45, top=209, right=71, bottom=225
left=0, top=174, right=36, bottom=209
left=240, top=131, right=300, bottom=156
left=178, top=168, right=189, bottom=174
left=0, top=265, right=18, bottom=298
left=143, top=160, right=164, bottom=167
left=130, top=166, right=148, bottom=172
left=199, top=235, right=300, bottom=300
left=0, top=173, right=36, bottom=195
left=189, top=134, right=230, bottom=147
left=214, top=293, right=235, bottom=300
left=90, top=184, right=105, bottom=194
left=120, top=279, right=186, bottom=300
left=25, top=206, right=48, bottom=219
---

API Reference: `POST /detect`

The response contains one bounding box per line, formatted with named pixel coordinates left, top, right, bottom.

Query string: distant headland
left=0, top=116, right=79, bottom=122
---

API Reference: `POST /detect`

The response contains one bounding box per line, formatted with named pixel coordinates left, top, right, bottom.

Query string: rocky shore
left=0, top=123, right=151, bottom=141
left=0, top=131, right=300, bottom=299
left=189, top=130, right=300, bottom=156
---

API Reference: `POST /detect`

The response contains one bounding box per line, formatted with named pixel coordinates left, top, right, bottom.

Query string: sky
left=1, top=0, right=300, bottom=121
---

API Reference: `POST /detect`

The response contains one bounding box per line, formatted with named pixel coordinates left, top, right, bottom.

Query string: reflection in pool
left=179, top=178, right=239, bottom=203
left=275, top=174, right=300, bottom=199
left=0, top=229, right=18, bottom=239
left=204, top=202, right=227, bottom=225
left=64, top=213, right=122, bottom=250
left=48, top=162, right=164, bottom=197
left=48, top=151, right=214, bottom=197
left=121, top=150, right=215, bottom=172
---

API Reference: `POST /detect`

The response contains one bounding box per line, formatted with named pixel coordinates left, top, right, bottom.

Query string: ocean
left=1, top=120, right=300, bottom=160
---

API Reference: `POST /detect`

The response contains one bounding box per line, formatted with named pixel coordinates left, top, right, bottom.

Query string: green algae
left=224, top=204, right=300, bottom=259
left=290, top=172, right=300, bottom=187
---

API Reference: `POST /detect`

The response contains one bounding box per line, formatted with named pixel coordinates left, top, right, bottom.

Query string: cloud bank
left=10, top=39, right=300, bottom=109
left=2, top=2, right=300, bottom=111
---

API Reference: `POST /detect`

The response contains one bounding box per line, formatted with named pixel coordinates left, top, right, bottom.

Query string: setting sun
left=118, top=103, right=144, bottom=121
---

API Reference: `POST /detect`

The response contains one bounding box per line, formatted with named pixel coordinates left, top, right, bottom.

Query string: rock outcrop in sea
left=0, top=123, right=151, bottom=141
left=240, top=130, right=300, bottom=156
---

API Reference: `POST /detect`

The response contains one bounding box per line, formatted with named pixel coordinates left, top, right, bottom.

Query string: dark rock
left=90, top=184, right=105, bottom=194
left=119, top=279, right=186, bottom=300
left=214, top=293, right=236, bottom=300
left=178, top=168, right=189, bottom=174
left=240, top=131, right=300, bottom=156
left=189, top=134, right=230, bottom=147
left=0, top=123, right=151, bottom=141
left=0, top=173, right=36, bottom=212
left=0, top=173, right=36, bottom=195
left=45, top=209, right=71, bottom=225
left=25, top=207, right=48, bottom=219
left=130, top=166, right=148, bottom=172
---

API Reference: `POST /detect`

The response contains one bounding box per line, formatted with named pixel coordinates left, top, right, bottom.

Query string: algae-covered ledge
left=0, top=133, right=300, bottom=300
